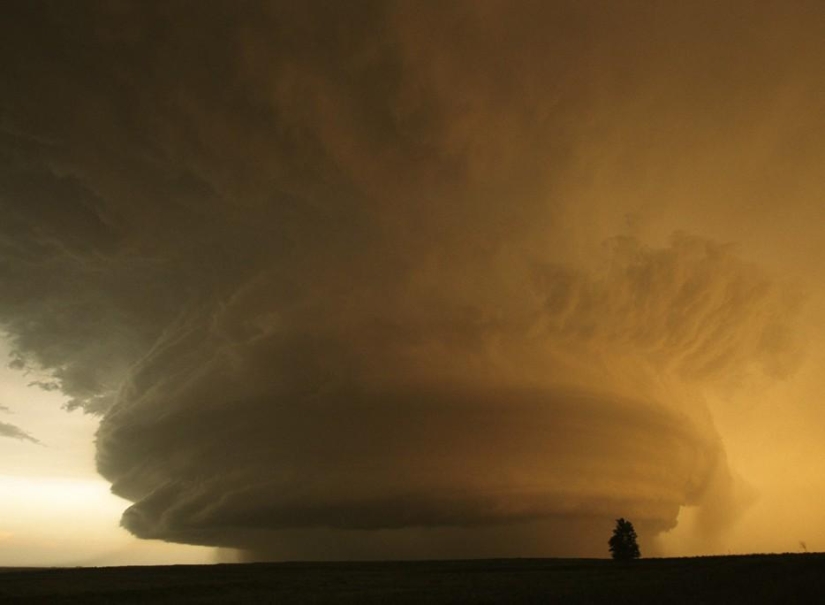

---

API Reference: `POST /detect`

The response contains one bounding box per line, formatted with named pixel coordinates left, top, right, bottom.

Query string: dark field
left=2, top=553, right=823, bottom=604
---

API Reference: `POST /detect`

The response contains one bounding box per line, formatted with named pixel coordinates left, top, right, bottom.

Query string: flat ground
left=1, top=553, right=823, bottom=604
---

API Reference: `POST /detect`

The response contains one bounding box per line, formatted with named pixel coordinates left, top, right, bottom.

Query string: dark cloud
left=90, top=230, right=791, bottom=557
left=0, top=1, right=813, bottom=558
left=0, top=420, right=39, bottom=444
left=0, top=404, right=39, bottom=443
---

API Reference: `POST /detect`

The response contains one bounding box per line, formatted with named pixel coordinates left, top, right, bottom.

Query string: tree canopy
left=608, top=518, right=641, bottom=560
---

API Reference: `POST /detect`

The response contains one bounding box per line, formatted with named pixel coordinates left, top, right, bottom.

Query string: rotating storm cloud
left=1, top=1, right=822, bottom=560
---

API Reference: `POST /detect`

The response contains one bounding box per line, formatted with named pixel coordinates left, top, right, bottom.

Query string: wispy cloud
left=0, top=421, right=39, bottom=444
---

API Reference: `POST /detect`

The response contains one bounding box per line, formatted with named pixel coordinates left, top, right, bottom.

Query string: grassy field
left=1, top=553, right=823, bottom=603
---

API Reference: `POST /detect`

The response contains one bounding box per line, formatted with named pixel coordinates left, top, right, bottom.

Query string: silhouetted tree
left=608, top=518, right=640, bottom=560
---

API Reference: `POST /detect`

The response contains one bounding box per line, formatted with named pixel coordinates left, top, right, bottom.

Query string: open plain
left=1, top=553, right=823, bottom=604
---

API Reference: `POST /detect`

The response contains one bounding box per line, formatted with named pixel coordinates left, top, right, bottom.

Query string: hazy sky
left=2, top=1, right=825, bottom=564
